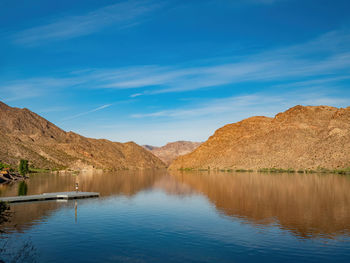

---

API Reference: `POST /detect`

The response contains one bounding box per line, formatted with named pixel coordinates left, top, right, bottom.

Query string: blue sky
left=1, top=0, right=350, bottom=146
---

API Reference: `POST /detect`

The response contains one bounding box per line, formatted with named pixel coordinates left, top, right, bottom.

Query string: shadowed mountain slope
left=0, top=101, right=165, bottom=170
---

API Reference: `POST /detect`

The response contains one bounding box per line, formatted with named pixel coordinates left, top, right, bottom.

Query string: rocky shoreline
left=0, top=170, right=28, bottom=184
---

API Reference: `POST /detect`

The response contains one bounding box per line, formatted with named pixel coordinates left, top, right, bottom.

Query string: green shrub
left=179, top=168, right=194, bottom=171
left=305, top=169, right=317, bottom=174
left=19, top=160, right=29, bottom=175
left=0, top=162, right=10, bottom=170
left=258, top=168, right=269, bottom=173
left=29, top=167, right=51, bottom=173
left=332, top=168, right=350, bottom=175
left=258, top=168, right=295, bottom=173
left=286, top=169, right=295, bottom=173
left=316, top=167, right=330, bottom=173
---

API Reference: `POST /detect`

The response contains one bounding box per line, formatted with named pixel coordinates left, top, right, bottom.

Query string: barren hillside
left=0, top=101, right=165, bottom=170
left=143, top=141, right=201, bottom=165
left=169, top=105, right=350, bottom=170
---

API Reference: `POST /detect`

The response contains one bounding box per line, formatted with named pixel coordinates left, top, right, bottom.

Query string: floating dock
left=0, top=192, right=99, bottom=203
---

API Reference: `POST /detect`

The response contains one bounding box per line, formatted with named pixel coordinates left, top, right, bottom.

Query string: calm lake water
left=1, top=170, right=350, bottom=262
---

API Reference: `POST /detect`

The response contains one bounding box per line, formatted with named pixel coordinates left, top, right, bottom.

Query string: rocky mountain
left=169, top=105, right=350, bottom=170
left=0, top=101, right=165, bottom=170
left=143, top=145, right=157, bottom=151
left=143, top=141, right=201, bottom=165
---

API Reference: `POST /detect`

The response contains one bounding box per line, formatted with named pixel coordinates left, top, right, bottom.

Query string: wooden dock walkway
left=0, top=192, right=99, bottom=203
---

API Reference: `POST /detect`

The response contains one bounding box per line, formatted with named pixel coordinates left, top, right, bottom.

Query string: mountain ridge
left=143, top=141, right=201, bottom=165
left=0, top=101, right=165, bottom=170
left=169, top=105, right=350, bottom=170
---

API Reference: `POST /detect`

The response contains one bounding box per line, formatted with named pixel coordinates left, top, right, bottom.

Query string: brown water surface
left=1, top=170, right=350, bottom=263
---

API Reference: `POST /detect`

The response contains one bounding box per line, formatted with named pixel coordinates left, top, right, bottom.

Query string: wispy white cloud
left=0, top=77, right=83, bottom=102
left=62, top=104, right=112, bottom=121
left=80, top=89, right=349, bottom=146
left=38, top=106, right=71, bottom=114
left=81, top=30, right=350, bottom=94
left=130, top=93, right=144, bottom=98
left=13, top=0, right=161, bottom=45
left=131, top=95, right=264, bottom=118
left=3, top=30, right=350, bottom=103
left=272, top=75, right=350, bottom=88
left=130, top=89, right=349, bottom=119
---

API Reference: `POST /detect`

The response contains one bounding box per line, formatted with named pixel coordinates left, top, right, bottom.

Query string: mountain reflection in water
left=170, top=171, right=350, bottom=238
left=1, top=170, right=350, bottom=239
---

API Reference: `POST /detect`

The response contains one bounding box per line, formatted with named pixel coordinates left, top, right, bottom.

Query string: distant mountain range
left=143, top=141, right=201, bottom=165
left=170, top=105, right=350, bottom=170
left=2, top=102, right=349, bottom=172
left=0, top=101, right=165, bottom=170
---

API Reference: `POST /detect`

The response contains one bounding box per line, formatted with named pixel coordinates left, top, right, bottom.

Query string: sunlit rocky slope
left=0, top=101, right=165, bottom=170
left=169, top=105, right=350, bottom=170
left=143, top=141, right=201, bottom=165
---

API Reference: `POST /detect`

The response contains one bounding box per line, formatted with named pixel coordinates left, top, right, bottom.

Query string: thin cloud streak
left=91, top=30, right=350, bottom=94
left=38, top=106, right=71, bottom=114
left=0, top=77, right=85, bottom=102
left=62, top=104, right=112, bottom=121
left=3, top=30, right=350, bottom=102
left=130, top=90, right=349, bottom=119
left=13, top=0, right=160, bottom=45
left=84, top=90, right=349, bottom=146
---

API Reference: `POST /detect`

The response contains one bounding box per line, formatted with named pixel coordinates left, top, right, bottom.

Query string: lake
left=1, top=170, right=350, bottom=262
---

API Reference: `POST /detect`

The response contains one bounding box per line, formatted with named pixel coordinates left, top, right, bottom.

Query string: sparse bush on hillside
left=258, top=168, right=270, bottom=173
left=332, top=167, right=350, bottom=175
left=179, top=168, right=194, bottom=171
left=29, top=167, right=51, bottom=173
left=177, top=166, right=350, bottom=175
left=0, top=162, right=10, bottom=170
left=305, top=169, right=317, bottom=174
